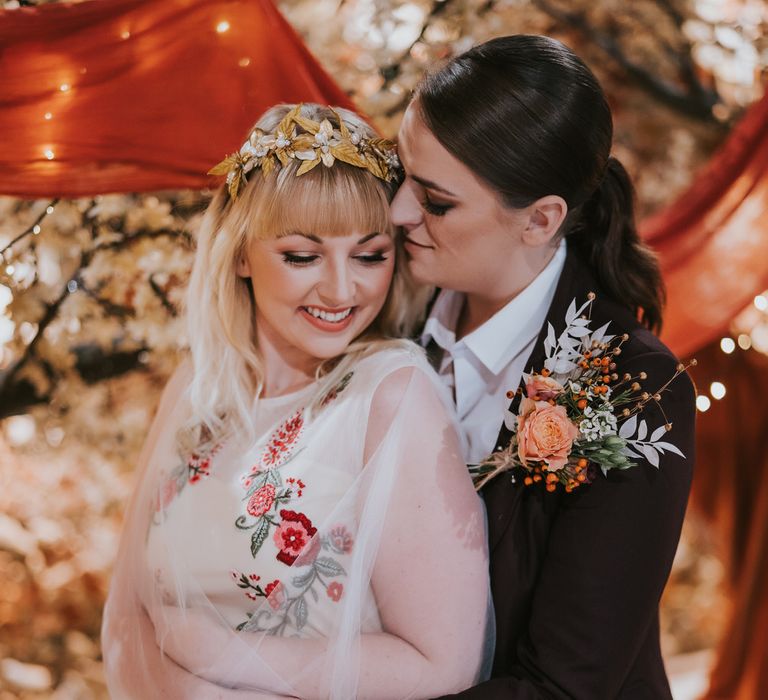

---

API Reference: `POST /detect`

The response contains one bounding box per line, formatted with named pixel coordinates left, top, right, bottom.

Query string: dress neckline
left=255, top=379, right=319, bottom=408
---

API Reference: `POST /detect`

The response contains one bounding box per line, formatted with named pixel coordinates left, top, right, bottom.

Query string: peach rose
left=517, top=398, right=578, bottom=472
left=525, top=374, right=565, bottom=401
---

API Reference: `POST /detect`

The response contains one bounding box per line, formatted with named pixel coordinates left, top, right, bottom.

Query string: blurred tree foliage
left=0, top=0, right=764, bottom=696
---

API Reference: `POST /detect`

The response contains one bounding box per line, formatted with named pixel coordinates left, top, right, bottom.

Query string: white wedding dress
left=103, top=344, right=493, bottom=699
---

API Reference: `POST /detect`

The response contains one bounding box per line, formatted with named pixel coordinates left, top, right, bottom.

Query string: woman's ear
left=522, top=195, right=568, bottom=246
left=236, top=253, right=251, bottom=278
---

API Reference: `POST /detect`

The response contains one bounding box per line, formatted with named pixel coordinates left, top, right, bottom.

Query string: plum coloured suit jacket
left=435, top=249, right=696, bottom=700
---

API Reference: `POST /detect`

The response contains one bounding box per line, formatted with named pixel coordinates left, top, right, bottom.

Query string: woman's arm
left=158, top=366, right=491, bottom=699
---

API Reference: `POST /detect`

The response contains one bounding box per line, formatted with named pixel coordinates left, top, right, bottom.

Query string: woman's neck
left=255, top=323, right=320, bottom=399
left=456, top=242, right=560, bottom=339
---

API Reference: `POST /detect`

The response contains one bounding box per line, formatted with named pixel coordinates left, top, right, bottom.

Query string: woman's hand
left=154, top=605, right=297, bottom=698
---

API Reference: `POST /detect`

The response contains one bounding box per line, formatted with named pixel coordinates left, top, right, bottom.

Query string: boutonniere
left=469, top=294, right=694, bottom=492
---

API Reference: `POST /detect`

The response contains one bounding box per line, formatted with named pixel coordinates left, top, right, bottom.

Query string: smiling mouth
left=302, top=306, right=354, bottom=323
left=403, top=236, right=433, bottom=249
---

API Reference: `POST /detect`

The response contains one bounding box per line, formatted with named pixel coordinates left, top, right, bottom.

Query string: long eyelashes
left=281, top=252, right=389, bottom=267
left=421, top=195, right=452, bottom=217
left=282, top=253, right=318, bottom=267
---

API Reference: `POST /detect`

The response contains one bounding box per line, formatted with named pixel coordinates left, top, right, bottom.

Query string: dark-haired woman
left=392, top=35, right=696, bottom=699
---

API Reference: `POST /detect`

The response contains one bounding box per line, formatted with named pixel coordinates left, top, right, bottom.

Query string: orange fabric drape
left=0, top=0, right=354, bottom=197
left=643, top=91, right=768, bottom=358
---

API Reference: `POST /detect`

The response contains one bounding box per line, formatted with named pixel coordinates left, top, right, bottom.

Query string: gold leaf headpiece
left=208, top=105, right=401, bottom=200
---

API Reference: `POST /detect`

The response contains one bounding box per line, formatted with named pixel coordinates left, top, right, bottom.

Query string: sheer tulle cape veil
left=102, top=351, right=494, bottom=699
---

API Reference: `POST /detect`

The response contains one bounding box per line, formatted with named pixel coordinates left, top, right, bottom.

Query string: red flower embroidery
left=187, top=443, right=221, bottom=483
left=295, top=532, right=321, bottom=566
left=328, top=525, right=354, bottom=554
left=261, top=410, right=304, bottom=468
left=327, top=582, right=343, bottom=602
left=273, top=509, right=317, bottom=565
left=320, top=372, right=354, bottom=407
left=286, top=477, right=306, bottom=498
left=187, top=453, right=211, bottom=483
left=247, top=483, right=276, bottom=517
left=264, top=580, right=285, bottom=610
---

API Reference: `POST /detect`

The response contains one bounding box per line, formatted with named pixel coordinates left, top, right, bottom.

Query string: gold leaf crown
left=208, top=104, right=401, bottom=200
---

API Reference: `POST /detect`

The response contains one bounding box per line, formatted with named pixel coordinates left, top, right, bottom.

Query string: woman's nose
left=317, top=260, right=355, bottom=305
left=390, top=183, right=423, bottom=230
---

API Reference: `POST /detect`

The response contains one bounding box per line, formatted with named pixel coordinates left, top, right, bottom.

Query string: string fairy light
left=710, top=382, right=726, bottom=400
left=0, top=199, right=60, bottom=275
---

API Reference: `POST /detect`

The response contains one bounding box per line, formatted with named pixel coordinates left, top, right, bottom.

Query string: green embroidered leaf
left=309, top=587, right=319, bottom=602
left=267, top=469, right=282, bottom=487
left=250, top=518, right=271, bottom=558
left=295, top=596, right=308, bottom=630
left=314, top=557, right=345, bottom=577
left=292, top=570, right=314, bottom=589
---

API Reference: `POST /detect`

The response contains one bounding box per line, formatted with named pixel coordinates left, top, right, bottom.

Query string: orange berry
left=524, top=476, right=533, bottom=486
left=506, top=390, right=515, bottom=399
left=577, top=473, right=586, bottom=482
left=583, top=351, right=592, bottom=359
left=533, top=474, right=542, bottom=483
left=578, top=458, right=588, bottom=468
left=541, top=368, right=551, bottom=377
left=602, top=375, right=611, bottom=384
left=546, top=473, right=558, bottom=483
left=601, top=357, right=610, bottom=366
left=577, top=399, right=588, bottom=409
left=546, top=483, right=557, bottom=492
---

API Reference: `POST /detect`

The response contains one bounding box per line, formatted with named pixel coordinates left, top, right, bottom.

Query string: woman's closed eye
left=354, top=251, right=389, bottom=265
left=281, top=251, right=389, bottom=267
left=421, top=194, right=453, bottom=217
left=282, top=252, right=319, bottom=267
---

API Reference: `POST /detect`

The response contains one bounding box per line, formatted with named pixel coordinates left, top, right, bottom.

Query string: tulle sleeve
left=102, top=354, right=493, bottom=699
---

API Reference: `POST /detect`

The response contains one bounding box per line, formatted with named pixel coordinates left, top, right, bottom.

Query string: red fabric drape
left=689, top=343, right=768, bottom=700
left=643, top=91, right=768, bottom=358
left=0, top=0, right=354, bottom=197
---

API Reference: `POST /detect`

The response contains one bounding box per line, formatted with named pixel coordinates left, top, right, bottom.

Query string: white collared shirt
left=421, top=240, right=567, bottom=463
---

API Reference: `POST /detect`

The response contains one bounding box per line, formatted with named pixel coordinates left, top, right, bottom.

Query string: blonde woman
left=101, top=104, right=492, bottom=699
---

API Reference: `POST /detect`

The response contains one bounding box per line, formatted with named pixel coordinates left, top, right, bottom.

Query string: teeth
left=305, top=307, right=352, bottom=323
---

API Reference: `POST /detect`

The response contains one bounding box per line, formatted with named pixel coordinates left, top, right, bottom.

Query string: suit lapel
left=482, top=250, right=595, bottom=552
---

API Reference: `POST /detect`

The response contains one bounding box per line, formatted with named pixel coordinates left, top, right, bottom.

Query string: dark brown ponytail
left=567, top=157, right=665, bottom=332
left=415, top=35, right=665, bottom=332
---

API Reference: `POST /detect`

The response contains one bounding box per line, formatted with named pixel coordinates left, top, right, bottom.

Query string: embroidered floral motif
left=246, top=484, right=277, bottom=518
left=264, top=580, right=286, bottom=610
left=154, top=443, right=222, bottom=515
left=327, top=581, right=343, bottom=602
left=231, top=570, right=285, bottom=608
left=320, top=371, right=354, bottom=407
left=236, top=409, right=308, bottom=558
left=261, top=410, right=304, bottom=469
left=234, top=530, right=352, bottom=634
left=328, top=525, right=354, bottom=554
left=274, top=510, right=317, bottom=565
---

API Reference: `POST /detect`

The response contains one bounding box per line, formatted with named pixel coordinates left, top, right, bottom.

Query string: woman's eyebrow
left=277, top=231, right=322, bottom=243
left=411, top=174, right=456, bottom=197
left=357, top=232, right=384, bottom=244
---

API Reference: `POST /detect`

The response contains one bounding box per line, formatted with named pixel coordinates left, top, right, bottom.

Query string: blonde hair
left=182, top=103, right=431, bottom=453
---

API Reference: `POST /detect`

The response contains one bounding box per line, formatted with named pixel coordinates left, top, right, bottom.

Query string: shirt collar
left=422, top=239, right=567, bottom=375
